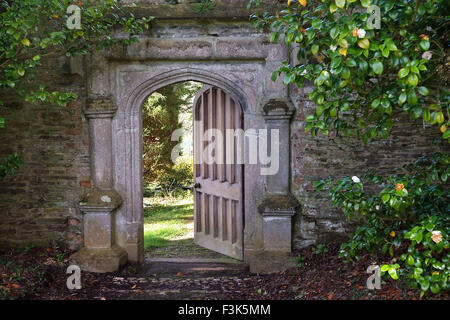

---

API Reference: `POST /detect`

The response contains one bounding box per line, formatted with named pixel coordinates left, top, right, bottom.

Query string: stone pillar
left=87, top=109, right=114, bottom=190
left=264, top=103, right=292, bottom=195
left=70, top=99, right=128, bottom=273
left=250, top=99, right=299, bottom=274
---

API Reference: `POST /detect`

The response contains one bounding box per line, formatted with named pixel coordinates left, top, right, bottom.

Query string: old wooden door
left=193, top=86, right=244, bottom=260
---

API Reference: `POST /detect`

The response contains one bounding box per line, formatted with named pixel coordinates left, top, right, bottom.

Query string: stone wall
left=0, top=1, right=447, bottom=254
left=0, top=56, right=89, bottom=249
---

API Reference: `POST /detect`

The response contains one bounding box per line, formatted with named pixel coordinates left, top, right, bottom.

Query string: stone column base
left=70, top=245, right=128, bottom=273
left=258, top=193, right=299, bottom=252
left=251, top=193, right=299, bottom=274
left=74, top=189, right=126, bottom=273
left=249, top=251, right=296, bottom=274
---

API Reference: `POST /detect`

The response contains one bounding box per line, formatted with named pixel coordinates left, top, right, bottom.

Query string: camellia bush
left=251, top=0, right=448, bottom=142
left=250, top=0, right=449, bottom=296
left=0, top=0, right=152, bottom=175
left=315, top=153, right=449, bottom=297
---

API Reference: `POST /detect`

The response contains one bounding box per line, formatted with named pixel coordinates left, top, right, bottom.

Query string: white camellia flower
left=352, top=176, right=361, bottom=183
left=357, top=28, right=366, bottom=39
left=422, top=51, right=433, bottom=60
left=330, top=44, right=337, bottom=52
left=375, top=205, right=380, bottom=211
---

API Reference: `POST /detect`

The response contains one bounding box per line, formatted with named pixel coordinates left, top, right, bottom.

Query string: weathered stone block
left=262, top=215, right=293, bottom=252
left=70, top=245, right=128, bottom=273
left=300, top=220, right=316, bottom=240
left=249, top=251, right=295, bottom=275
left=126, top=39, right=214, bottom=60
left=258, top=193, right=298, bottom=253
left=83, top=213, right=113, bottom=249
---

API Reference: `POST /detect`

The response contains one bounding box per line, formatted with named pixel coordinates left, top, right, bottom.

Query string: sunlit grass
left=143, top=194, right=194, bottom=249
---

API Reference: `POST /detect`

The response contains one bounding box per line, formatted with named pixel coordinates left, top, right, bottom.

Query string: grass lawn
left=143, top=193, right=225, bottom=258
left=143, top=195, right=194, bottom=249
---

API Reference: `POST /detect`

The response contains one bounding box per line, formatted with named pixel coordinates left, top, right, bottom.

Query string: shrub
left=144, top=156, right=193, bottom=198
left=250, top=0, right=449, bottom=297
left=315, top=152, right=449, bottom=296
left=251, top=0, right=449, bottom=142
left=159, top=156, right=194, bottom=192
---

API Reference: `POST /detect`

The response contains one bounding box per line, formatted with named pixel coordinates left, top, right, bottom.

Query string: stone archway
left=71, top=26, right=299, bottom=273
left=116, top=68, right=253, bottom=265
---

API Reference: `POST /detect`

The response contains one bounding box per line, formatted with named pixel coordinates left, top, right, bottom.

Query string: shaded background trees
left=142, top=82, right=202, bottom=195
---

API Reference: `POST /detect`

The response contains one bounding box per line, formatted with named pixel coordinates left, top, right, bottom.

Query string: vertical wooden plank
left=235, top=196, right=243, bottom=247
left=199, top=94, right=204, bottom=179
left=217, top=89, right=225, bottom=182
left=222, top=198, right=228, bottom=241
left=202, top=92, right=208, bottom=179
left=213, top=195, right=218, bottom=238
left=209, top=88, right=218, bottom=180
left=222, top=89, right=228, bottom=182
left=204, top=193, right=210, bottom=235
left=227, top=197, right=233, bottom=245
left=194, top=100, right=201, bottom=178
left=206, top=90, right=212, bottom=180
left=225, top=94, right=233, bottom=183
left=231, top=98, right=236, bottom=184
left=218, top=196, right=223, bottom=241
left=195, top=191, right=202, bottom=232
left=231, top=200, right=237, bottom=244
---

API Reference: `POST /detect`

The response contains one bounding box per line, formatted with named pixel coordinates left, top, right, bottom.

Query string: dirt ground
left=1, top=243, right=448, bottom=300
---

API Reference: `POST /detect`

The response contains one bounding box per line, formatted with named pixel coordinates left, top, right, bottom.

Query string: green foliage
left=0, top=0, right=152, bottom=180
left=143, top=82, right=200, bottom=191
left=247, top=0, right=264, bottom=10
left=143, top=88, right=181, bottom=184
left=0, top=0, right=152, bottom=108
left=251, top=0, right=449, bottom=142
left=251, top=0, right=449, bottom=297
left=0, top=153, right=23, bottom=179
left=295, top=254, right=306, bottom=268
left=313, top=244, right=329, bottom=255
left=156, top=156, right=194, bottom=196
left=193, top=0, right=216, bottom=14
left=315, top=153, right=449, bottom=296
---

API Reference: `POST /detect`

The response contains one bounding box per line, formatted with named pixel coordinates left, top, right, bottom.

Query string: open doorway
left=142, top=81, right=244, bottom=260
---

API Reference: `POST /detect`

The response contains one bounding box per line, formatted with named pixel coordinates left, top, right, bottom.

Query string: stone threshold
left=144, top=257, right=245, bottom=265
